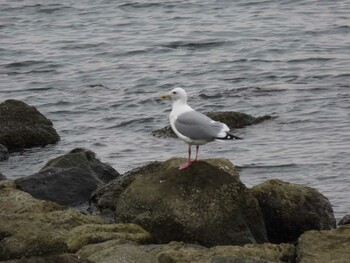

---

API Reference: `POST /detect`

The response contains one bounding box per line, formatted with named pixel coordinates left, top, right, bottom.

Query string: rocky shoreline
left=0, top=100, right=349, bottom=263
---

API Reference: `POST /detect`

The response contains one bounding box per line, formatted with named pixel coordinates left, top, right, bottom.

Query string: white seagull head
left=161, top=87, right=187, bottom=103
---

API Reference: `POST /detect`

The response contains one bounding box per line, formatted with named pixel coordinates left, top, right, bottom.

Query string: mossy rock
left=151, top=111, right=274, bottom=138
left=66, top=223, right=153, bottom=252
left=76, top=240, right=296, bottom=263
left=0, top=99, right=60, bottom=150
left=251, top=179, right=336, bottom=243
left=115, top=158, right=267, bottom=246
left=297, top=225, right=350, bottom=263
left=0, top=187, right=105, bottom=260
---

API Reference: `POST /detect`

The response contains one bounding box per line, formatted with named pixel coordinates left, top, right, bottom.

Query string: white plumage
left=161, top=88, right=241, bottom=170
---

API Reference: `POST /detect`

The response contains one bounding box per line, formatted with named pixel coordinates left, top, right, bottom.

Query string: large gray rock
left=115, top=158, right=267, bottom=246
left=77, top=240, right=296, bottom=263
left=297, top=225, right=350, bottom=263
left=15, top=148, right=120, bottom=207
left=151, top=111, right=274, bottom=138
left=0, top=99, right=60, bottom=150
left=0, top=144, right=9, bottom=161
left=251, top=179, right=336, bottom=244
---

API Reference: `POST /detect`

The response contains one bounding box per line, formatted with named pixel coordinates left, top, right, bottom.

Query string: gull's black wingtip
left=218, top=132, right=243, bottom=140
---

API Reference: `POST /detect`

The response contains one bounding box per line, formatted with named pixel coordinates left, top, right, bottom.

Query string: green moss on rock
left=297, top=225, right=350, bottom=263
left=115, top=158, right=267, bottom=246
left=66, top=223, right=153, bottom=252
left=251, top=179, right=336, bottom=244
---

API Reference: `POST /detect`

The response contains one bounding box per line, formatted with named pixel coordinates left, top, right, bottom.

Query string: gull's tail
left=216, top=132, right=242, bottom=140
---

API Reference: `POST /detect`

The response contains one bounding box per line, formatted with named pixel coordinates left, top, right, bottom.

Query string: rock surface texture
left=297, top=225, right=350, bottom=263
left=151, top=111, right=274, bottom=138
left=0, top=99, right=60, bottom=150
left=115, top=158, right=267, bottom=246
left=15, top=148, right=120, bottom=206
left=0, top=183, right=103, bottom=260
left=251, top=179, right=336, bottom=243
left=0, top=182, right=152, bottom=261
left=76, top=240, right=296, bottom=263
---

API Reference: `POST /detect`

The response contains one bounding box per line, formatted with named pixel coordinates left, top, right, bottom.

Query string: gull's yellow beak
left=160, top=94, right=171, bottom=100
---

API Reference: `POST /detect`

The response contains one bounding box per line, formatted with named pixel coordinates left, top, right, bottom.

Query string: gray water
left=1, top=0, right=349, bottom=220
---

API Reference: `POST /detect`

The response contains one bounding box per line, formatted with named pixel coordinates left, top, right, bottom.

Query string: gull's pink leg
left=179, top=145, right=192, bottom=170
left=194, top=145, right=199, bottom=161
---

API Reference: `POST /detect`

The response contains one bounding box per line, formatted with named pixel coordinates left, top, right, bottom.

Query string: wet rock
left=66, top=223, right=153, bottom=252
left=151, top=111, right=274, bottom=138
left=297, top=225, right=350, bottom=263
left=15, top=148, right=120, bottom=207
left=77, top=240, right=296, bottom=263
left=0, top=173, right=6, bottom=180
left=0, top=185, right=105, bottom=260
left=251, top=179, right=336, bottom=244
left=0, top=99, right=60, bottom=151
left=91, top=159, right=241, bottom=217
left=90, top=161, right=164, bottom=219
left=338, top=214, right=350, bottom=226
left=0, top=144, right=10, bottom=161
left=115, top=158, right=267, bottom=246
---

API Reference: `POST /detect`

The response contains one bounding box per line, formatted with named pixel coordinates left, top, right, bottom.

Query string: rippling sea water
left=1, top=0, right=349, bottom=219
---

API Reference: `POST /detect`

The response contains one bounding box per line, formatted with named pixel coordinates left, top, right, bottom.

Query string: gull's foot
left=179, top=162, right=192, bottom=170
left=179, top=160, right=198, bottom=170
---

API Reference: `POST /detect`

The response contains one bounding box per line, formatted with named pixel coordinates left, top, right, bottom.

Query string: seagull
left=161, top=88, right=242, bottom=170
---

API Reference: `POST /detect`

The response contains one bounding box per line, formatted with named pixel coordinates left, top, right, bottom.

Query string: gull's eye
left=172, top=91, right=177, bottom=94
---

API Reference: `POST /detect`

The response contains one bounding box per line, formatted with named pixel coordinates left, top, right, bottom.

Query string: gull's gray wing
left=174, top=110, right=227, bottom=140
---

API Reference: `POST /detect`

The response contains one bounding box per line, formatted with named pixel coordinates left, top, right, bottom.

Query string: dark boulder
left=0, top=99, right=60, bottom=150
left=0, top=144, right=9, bottom=161
left=251, top=179, right=336, bottom=244
left=15, top=148, right=120, bottom=207
left=338, top=214, right=350, bottom=226
left=151, top=111, right=274, bottom=138
left=115, top=158, right=267, bottom=246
